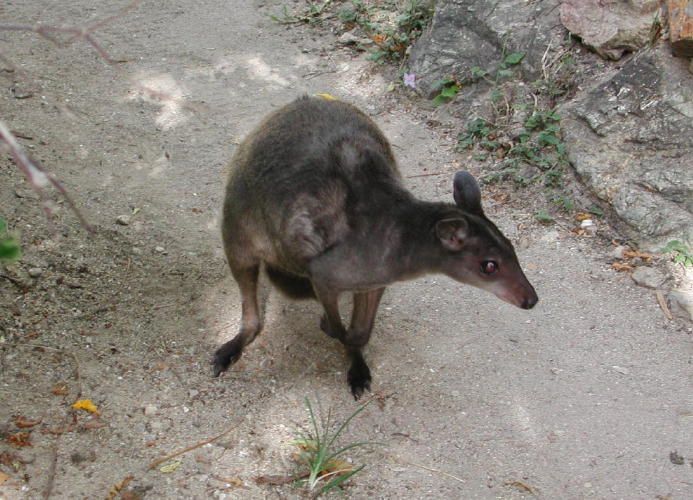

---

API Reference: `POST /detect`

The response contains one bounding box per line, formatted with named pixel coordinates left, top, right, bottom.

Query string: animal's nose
left=521, top=294, right=538, bottom=310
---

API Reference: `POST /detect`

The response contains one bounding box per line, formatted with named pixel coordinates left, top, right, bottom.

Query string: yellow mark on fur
left=315, top=93, right=337, bottom=100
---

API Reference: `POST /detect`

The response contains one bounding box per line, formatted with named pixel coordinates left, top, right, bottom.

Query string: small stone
left=115, top=215, right=131, bottom=226
left=154, top=246, right=165, bottom=254
left=611, top=245, right=628, bottom=259
left=612, top=365, right=630, bottom=375
left=631, top=266, right=666, bottom=289
left=668, top=289, right=693, bottom=322
left=28, top=268, right=43, bottom=278
left=189, top=389, right=199, bottom=398
left=132, top=247, right=143, bottom=255
left=143, top=404, right=158, bottom=416
left=338, top=31, right=361, bottom=45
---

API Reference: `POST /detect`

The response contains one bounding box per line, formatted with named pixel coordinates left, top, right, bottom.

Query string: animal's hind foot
left=347, top=359, right=371, bottom=400
left=212, top=340, right=244, bottom=377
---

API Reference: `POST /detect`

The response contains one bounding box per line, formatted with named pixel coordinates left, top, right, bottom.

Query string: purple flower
left=403, top=73, right=416, bottom=88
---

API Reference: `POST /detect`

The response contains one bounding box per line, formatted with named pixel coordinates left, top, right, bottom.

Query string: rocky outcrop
left=408, top=0, right=566, bottom=94
left=559, top=0, right=662, bottom=60
left=560, top=46, right=692, bottom=243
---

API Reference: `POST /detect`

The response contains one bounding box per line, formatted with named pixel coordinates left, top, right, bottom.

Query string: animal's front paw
left=347, top=362, right=371, bottom=400
left=211, top=340, right=243, bottom=377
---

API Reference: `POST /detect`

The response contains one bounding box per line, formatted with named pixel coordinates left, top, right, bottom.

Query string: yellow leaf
left=72, top=399, right=100, bottom=415
left=159, top=461, right=181, bottom=473
left=314, top=93, right=337, bottom=100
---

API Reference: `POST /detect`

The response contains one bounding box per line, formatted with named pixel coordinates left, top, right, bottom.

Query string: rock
left=631, top=266, right=666, bottom=289
left=115, top=215, right=131, bottom=226
left=143, top=404, right=158, bottom=416
left=154, top=246, right=166, bottom=254
left=407, top=0, right=566, bottom=95
left=338, top=31, right=359, bottom=44
left=612, top=245, right=628, bottom=259
left=561, top=46, right=693, bottom=243
left=560, top=0, right=661, bottom=60
left=668, top=289, right=693, bottom=322
left=28, top=267, right=43, bottom=278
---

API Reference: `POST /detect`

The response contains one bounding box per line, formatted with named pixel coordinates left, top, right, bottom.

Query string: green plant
left=431, top=76, right=461, bottom=106
left=533, top=210, right=554, bottom=223
left=0, top=219, right=21, bottom=262
left=292, top=397, right=378, bottom=496
left=269, top=0, right=333, bottom=25
left=660, top=239, right=693, bottom=267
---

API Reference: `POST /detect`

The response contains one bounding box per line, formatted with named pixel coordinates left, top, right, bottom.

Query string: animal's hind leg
left=212, top=262, right=263, bottom=376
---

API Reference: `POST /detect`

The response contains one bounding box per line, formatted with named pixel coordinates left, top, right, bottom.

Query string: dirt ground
left=1, top=1, right=692, bottom=499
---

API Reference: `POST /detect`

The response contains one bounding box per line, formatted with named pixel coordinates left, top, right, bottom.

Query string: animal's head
left=435, top=172, right=538, bottom=309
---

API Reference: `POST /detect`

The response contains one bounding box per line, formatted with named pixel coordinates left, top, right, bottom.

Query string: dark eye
left=480, top=261, right=498, bottom=275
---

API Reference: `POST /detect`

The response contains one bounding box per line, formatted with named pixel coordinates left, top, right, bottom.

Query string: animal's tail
left=265, top=265, right=316, bottom=299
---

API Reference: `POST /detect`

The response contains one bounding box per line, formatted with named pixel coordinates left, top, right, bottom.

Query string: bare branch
left=0, top=119, right=94, bottom=232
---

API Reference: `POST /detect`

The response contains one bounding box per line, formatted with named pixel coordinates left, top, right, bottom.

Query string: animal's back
left=223, top=96, right=403, bottom=273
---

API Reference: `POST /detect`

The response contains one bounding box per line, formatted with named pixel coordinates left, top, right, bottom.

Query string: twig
left=0, top=119, right=94, bottom=232
left=146, top=418, right=242, bottom=470
left=405, top=171, right=453, bottom=179
left=42, top=436, right=59, bottom=499
left=377, top=449, right=465, bottom=484
left=655, top=289, right=673, bottom=320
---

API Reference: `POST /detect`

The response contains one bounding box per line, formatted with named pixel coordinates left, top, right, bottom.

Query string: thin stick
left=655, top=289, right=673, bottom=320
left=405, top=171, right=452, bottom=179
left=42, top=436, right=59, bottom=499
left=377, top=450, right=465, bottom=484
left=146, top=419, right=242, bottom=470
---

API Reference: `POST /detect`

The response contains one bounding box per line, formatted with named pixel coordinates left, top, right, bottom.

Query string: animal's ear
left=435, top=218, right=468, bottom=252
left=453, top=171, right=484, bottom=216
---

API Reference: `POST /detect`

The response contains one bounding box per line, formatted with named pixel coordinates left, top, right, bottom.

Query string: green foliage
left=269, top=0, right=333, bottom=24
left=533, top=210, right=555, bottom=223
left=431, top=77, right=461, bottom=106
left=293, top=397, right=378, bottom=496
left=660, top=239, right=693, bottom=267
left=0, top=219, right=21, bottom=263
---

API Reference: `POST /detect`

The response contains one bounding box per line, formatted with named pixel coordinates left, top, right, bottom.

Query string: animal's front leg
left=314, top=287, right=347, bottom=341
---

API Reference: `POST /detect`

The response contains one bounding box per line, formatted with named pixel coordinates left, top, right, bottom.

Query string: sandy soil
left=1, top=1, right=691, bottom=499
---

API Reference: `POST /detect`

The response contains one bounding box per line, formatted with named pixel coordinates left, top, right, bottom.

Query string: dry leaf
left=51, top=382, right=69, bottom=395
left=5, top=432, right=32, bottom=448
left=212, top=476, right=244, bottom=487
left=574, top=212, right=593, bottom=221
left=105, top=476, right=133, bottom=500
left=622, top=249, right=653, bottom=261
left=15, top=416, right=41, bottom=428
left=505, top=481, right=538, bottom=494
left=371, top=34, right=387, bottom=44
left=72, top=399, right=100, bottom=415
left=0, top=471, right=11, bottom=485
left=159, top=460, right=181, bottom=473
left=611, top=263, right=634, bottom=271
left=322, top=458, right=353, bottom=478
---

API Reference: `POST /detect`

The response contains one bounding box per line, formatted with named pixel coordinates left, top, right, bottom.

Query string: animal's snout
left=520, top=290, right=538, bottom=310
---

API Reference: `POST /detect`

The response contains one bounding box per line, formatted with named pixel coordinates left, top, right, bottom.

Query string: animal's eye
left=480, top=261, right=498, bottom=275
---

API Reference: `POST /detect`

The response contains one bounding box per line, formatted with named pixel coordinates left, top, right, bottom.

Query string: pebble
left=631, top=266, right=666, bottom=289
left=115, top=215, right=131, bottom=226
left=144, top=404, right=158, bottom=416
left=611, top=245, right=628, bottom=259
left=668, top=289, right=693, bottom=322
left=132, top=247, right=143, bottom=255
left=154, top=246, right=166, bottom=254
left=28, top=267, right=43, bottom=278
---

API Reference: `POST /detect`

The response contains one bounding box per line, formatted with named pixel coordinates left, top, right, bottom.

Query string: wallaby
left=214, top=96, right=538, bottom=398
